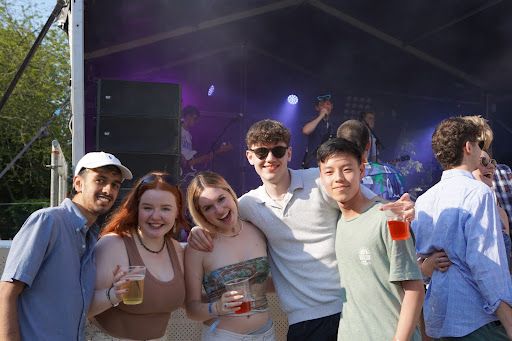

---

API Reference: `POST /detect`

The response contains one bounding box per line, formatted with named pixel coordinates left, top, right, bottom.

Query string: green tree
left=0, top=0, right=71, bottom=238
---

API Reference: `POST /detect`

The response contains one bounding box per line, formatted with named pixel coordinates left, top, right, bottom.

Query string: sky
left=11, top=0, right=57, bottom=26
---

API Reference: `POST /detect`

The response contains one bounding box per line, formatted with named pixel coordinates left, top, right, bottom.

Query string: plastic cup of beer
left=121, top=266, right=146, bottom=305
left=384, top=207, right=410, bottom=241
left=224, top=276, right=253, bottom=314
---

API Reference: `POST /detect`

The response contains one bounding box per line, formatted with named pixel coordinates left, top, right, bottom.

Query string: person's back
left=414, top=169, right=511, bottom=336
left=412, top=117, right=512, bottom=339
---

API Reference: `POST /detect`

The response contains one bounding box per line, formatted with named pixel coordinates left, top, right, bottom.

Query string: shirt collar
left=441, top=168, right=475, bottom=181
left=257, top=168, right=303, bottom=204
left=288, top=168, right=305, bottom=192
left=63, top=198, right=94, bottom=233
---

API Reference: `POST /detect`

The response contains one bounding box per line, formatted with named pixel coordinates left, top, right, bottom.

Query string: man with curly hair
left=412, top=117, right=512, bottom=340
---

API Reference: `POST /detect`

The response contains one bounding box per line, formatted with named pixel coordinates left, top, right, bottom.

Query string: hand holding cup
left=119, top=265, right=146, bottom=305
left=223, top=277, right=253, bottom=314
left=383, top=204, right=410, bottom=241
left=215, top=290, right=245, bottom=315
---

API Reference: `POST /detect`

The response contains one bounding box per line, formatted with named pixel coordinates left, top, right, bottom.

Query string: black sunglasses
left=317, top=94, right=331, bottom=102
left=481, top=157, right=497, bottom=168
left=248, top=146, right=288, bottom=160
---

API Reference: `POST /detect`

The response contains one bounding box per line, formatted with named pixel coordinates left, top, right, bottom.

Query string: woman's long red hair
left=101, top=171, right=188, bottom=239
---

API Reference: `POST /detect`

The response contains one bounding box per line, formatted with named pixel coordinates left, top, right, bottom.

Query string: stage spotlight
left=287, top=94, right=299, bottom=105
left=208, top=84, right=215, bottom=96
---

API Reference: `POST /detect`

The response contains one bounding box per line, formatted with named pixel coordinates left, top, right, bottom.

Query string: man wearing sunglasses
left=189, top=119, right=414, bottom=340
left=412, top=117, right=512, bottom=340
left=302, top=94, right=341, bottom=169
left=462, top=115, right=512, bottom=243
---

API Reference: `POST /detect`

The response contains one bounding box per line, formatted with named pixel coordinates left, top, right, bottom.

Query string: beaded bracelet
left=106, top=285, right=119, bottom=307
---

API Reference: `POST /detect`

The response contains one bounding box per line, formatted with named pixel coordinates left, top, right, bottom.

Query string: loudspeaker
left=96, top=79, right=181, bottom=187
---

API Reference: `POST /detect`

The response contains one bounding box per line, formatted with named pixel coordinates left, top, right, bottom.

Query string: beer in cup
left=121, top=266, right=146, bottom=305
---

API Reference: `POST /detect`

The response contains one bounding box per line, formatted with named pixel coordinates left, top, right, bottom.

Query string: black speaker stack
left=96, top=79, right=181, bottom=193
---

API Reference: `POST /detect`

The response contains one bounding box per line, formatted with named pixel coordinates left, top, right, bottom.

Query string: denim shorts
left=201, top=320, right=275, bottom=341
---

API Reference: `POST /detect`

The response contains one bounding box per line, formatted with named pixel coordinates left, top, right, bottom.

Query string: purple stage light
left=208, top=84, right=215, bottom=96
left=287, top=94, right=298, bottom=105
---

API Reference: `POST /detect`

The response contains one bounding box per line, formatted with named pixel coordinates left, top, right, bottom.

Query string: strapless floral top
left=203, top=256, right=270, bottom=311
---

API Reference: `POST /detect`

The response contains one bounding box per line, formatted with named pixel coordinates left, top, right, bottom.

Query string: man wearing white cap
left=0, top=152, right=132, bottom=341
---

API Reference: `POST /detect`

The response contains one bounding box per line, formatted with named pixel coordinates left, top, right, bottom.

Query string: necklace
left=135, top=228, right=166, bottom=254
left=265, top=189, right=286, bottom=202
left=216, top=220, right=244, bottom=238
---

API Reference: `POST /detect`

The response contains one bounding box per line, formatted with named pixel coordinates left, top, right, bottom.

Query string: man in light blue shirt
left=0, top=152, right=132, bottom=341
left=412, top=117, right=512, bottom=339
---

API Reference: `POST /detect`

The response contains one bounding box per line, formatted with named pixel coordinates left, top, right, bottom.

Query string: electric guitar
left=180, top=143, right=233, bottom=181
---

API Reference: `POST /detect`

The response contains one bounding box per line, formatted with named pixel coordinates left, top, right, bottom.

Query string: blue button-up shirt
left=412, top=169, right=512, bottom=338
left=1, top=198, right=99, bottom=341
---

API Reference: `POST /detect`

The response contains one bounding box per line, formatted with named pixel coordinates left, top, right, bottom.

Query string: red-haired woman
left=88, top=172, right=187, bottom=340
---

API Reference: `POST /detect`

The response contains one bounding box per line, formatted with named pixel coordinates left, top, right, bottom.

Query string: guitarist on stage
left=180, top=105, right=233, bottom=182
left=181, top=105, right=200, bottom=171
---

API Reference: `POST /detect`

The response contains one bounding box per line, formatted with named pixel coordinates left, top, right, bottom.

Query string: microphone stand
left=208, top=114, right=242, bottom=171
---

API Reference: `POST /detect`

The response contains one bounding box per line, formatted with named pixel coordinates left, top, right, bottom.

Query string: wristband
left=208, top=302, right=214, bottom=315
left=106, top=285, right=119, bottom=307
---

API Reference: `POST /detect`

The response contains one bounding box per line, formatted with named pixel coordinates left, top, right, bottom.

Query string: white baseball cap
left=74, top=152, right=133, bottom=180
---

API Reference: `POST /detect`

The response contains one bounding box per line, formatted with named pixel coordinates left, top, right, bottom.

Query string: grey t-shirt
left=335, top=202, right=422, bottom=340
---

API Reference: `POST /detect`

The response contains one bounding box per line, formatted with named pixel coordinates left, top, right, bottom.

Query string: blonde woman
left=185, top=171, right=275, bottom=340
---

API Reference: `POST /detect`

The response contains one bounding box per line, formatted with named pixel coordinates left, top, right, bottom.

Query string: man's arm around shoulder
left=0, top=280, right=25, bottom=341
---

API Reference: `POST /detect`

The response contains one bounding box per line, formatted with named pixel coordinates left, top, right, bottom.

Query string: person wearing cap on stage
left=302, top=94, right=341, bottom=168
left=0, top=152, right=132, bottom=341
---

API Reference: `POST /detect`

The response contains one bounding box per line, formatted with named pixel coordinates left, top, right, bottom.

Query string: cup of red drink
left=383, top=207, right=410, bottom=240
left=224, top=276, right=253, bottom=314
